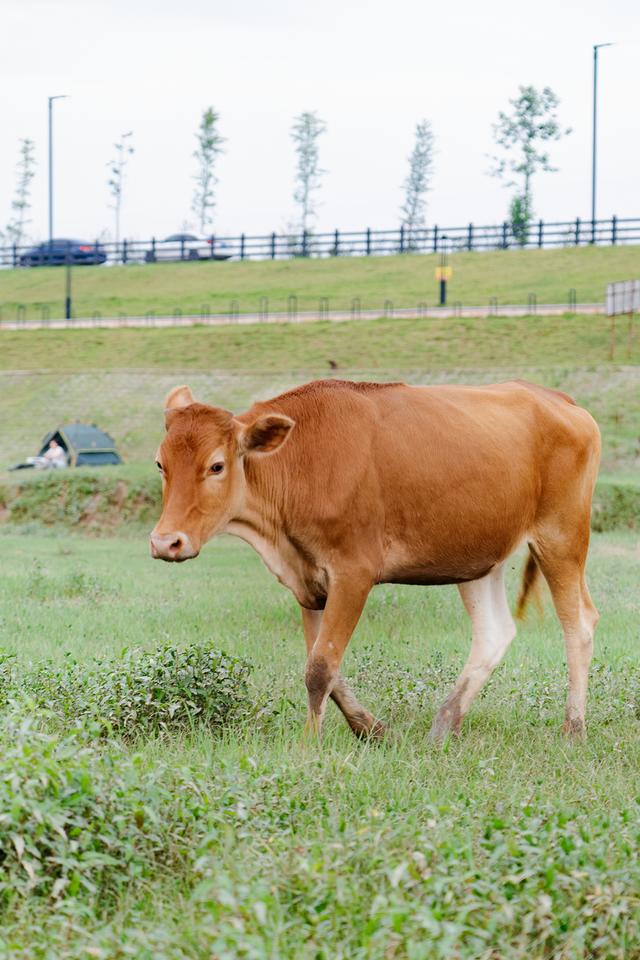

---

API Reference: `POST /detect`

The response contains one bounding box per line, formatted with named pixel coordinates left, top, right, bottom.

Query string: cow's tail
left=515, top=547, right=543, bottom=620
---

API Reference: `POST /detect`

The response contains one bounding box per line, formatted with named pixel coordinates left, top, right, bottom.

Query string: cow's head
left=150, top=385, right=294, bottom=561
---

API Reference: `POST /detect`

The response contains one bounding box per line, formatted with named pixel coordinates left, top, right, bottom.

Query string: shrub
left=0, top=709, right=204, bottom=909
left=0, top=643, right=252, bottom=739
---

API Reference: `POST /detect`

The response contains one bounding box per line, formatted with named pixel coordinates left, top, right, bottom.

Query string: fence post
left=302, top=230, right=308, bottom=258
left=501, top=222, right=508, bottom=249
left=537, top=220, right=544, bottom=248
left=334, top=228, right=340, bottom=256
left=271, top=232, right=276, bottom=259
left=568, top=288, right=576, bottom=313
left=240, top=233, right=245, bottom=260
left=180, top=237, right=185, bottom=260
left=467, top=223, right=473, bottom=251
left=384, top=299, right=393, bottom=318
left=122, top=239, right=128, bottom=264
left=574, top=217, right=580, bottom=245
left=366, top=227, right=371, bottom=256
left=319, top=297, right=329, bottom=320
left=12, top=244, right=17, bottom=268
left=399, top=224, right=405, bottom=254
left=433, top=225, right=439, bottom=253
left=209, top=235, right=215, bottom=259
left=611, top=215, right=617, bottom=245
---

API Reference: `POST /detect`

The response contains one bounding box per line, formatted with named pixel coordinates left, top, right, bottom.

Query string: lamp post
left=438, top=235, right=449, bottom=307
left=48, top=95, right=68, bottom=244
left=591, top=43, right=613, bottom=242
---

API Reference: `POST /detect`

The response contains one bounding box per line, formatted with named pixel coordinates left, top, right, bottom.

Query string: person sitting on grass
left=41, top=439, right=68, bottom=469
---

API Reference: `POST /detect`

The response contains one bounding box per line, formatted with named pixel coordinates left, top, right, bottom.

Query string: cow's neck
left=225, top=470, right=318, bottom=606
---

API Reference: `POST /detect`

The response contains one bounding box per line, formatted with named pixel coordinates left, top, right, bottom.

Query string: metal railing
left=1, top=215, right=638, bottom=269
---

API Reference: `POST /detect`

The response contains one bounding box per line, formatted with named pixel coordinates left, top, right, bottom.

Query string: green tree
left=107, top=132, right=134, bottom=247
left=6, top=138, right=36, bottom=247
left=400, top=119, right=434, bottom=249
left=490, top=85, right=570, bottom=244
left=192, top=107, right=225, bottom=234
left=291, top=111, right=326, bottom=237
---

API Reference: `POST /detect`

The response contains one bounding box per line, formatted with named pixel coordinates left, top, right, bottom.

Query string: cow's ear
left=164, top=385, right=194, bottom=411
left=236, top=413, right=295, bottom=455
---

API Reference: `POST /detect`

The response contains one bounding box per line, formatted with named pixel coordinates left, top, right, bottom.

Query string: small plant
left=0, top=709, right=202, bottom=909
left=0, top=643, right=252, bottom=738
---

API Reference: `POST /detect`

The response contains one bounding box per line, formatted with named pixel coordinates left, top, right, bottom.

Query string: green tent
left=38, top=424, right=122, bottom=467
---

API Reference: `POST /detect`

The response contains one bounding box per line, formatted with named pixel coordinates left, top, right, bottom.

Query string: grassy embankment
left=1, top=312, right=638, bottom=472
left=0, top=243, right=639, bottom=319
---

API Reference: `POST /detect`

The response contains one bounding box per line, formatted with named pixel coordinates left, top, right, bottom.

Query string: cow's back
left=241, top=379, right=599, bottom=585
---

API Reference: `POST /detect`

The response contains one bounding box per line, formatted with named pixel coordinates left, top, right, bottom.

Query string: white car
left=144, top=233, right=232, bottom=263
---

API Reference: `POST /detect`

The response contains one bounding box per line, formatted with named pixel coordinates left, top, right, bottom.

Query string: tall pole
left=48, top=95, right=67, bottom=244
left=591, top=43, right=613, bottom=241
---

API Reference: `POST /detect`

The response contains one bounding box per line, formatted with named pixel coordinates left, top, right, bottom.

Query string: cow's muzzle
left=149, top=531, right=198, bottom=562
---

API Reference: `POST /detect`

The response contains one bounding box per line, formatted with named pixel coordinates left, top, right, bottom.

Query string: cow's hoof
left=429, top=709, right=462, bottom=745
left=350, top=716, right=386, bottom=742
left=562, top=717, right=586, bottom=739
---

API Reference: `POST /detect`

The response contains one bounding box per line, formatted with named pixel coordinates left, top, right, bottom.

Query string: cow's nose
left=149, top=531, right=197, bottom=562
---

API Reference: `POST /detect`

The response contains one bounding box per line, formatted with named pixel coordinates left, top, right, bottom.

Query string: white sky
left=1, top=0, right=638, bottom=242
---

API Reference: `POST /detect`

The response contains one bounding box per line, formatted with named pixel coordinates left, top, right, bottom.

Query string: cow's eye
left=209, top=462, right=224, bottom=475
left=155, top=461, right=163, bottom=472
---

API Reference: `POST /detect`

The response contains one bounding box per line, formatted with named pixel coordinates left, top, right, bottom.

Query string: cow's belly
left=380, top=527, right=521, bottom=586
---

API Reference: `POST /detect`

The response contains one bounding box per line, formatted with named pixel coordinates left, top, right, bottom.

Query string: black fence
left=1, top=216, right=639, bottom=269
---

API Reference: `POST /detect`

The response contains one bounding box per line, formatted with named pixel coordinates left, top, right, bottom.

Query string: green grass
left=0, top=530, right=639, bottom=957
left=1, top=244, right=639, bottom=320
left=2, top=312, right=640, bottom=374
left=2, top=360, right=638, bottom=473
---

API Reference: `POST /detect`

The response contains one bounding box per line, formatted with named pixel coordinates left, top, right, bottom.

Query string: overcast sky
left=1, top=0, right=638, bottom=242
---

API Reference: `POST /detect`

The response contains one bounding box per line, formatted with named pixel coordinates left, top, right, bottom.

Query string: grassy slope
left=0, top=531, right=639, bottom=956
left=2, top=312, right=640, bottom=372
left=1, top=314, right=638, bottom=473
left=0, top=244, right=639, bottom=319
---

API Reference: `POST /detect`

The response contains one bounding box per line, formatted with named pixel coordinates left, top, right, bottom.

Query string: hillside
left=1, top=244, right=639, bottom=320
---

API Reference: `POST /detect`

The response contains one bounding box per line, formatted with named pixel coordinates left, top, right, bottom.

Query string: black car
left=19, top=239, right=107, bottom=267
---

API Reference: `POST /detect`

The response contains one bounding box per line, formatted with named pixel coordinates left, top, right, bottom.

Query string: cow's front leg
left=301, top=607, right=384, bottom=740
left=304, top=575, right=371, bottom=738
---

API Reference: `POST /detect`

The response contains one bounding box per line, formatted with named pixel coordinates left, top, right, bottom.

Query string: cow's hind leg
left=532, top=541, right=599, bottom=737
left=301, top=606, right=384, bottom=739
left=429, top=562, right=516, bottom=742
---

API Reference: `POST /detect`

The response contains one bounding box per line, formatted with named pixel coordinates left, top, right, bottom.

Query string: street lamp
left=591, top=43, right=613, bottom=241
left=48, top=95, right=68, bottom=244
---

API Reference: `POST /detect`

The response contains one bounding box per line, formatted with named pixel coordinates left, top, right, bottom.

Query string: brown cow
left=150, top=378, right=601, bottom=741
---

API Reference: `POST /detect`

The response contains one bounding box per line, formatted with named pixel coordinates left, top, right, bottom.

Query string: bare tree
left=490, top=85, right=570, bottom=244
left=291, top=111, right=326, bottom=237
left=192, top=107, right=225, bottom=234
left=107, top=132, right=134, bottom=247
left=400, top=120, right=434, bottom=248
left=6, top=138, right=36, bottom=247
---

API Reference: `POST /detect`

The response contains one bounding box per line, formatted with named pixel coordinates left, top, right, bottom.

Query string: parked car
left=19, top=239, right=107, bottom=267
left=144, top=233, right=232, bottom=263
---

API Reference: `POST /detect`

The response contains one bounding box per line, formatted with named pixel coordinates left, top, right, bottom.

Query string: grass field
left=1, top=244, right=639, bottom=320
left=1, top=277, right=639, bottom=956
left=0, top=530, right=639, bottom=957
